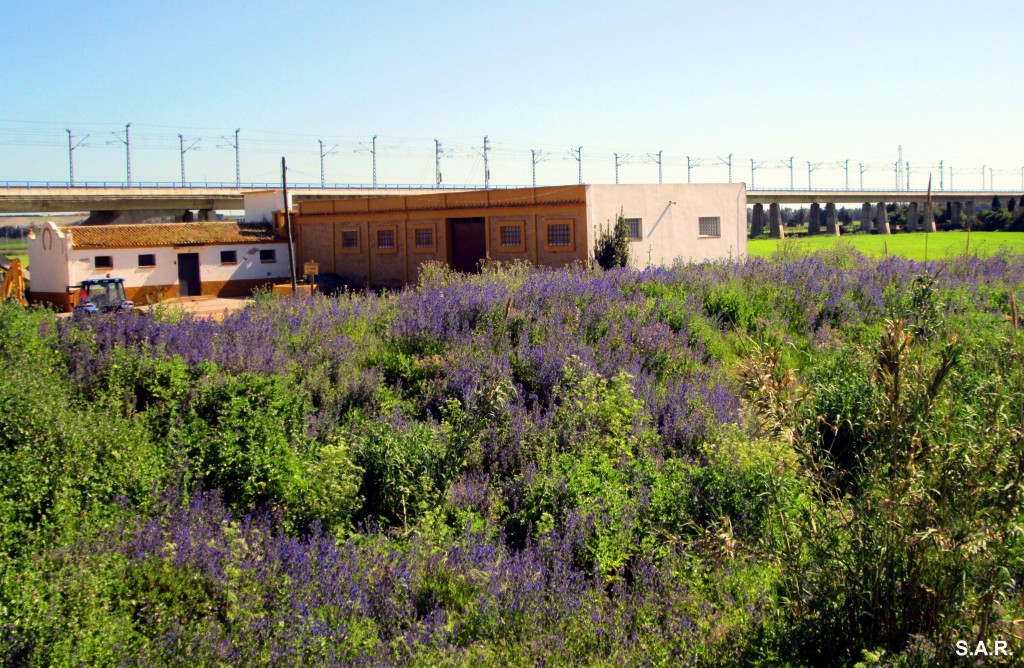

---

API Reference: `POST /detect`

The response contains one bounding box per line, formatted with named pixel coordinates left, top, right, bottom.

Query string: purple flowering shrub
left=4, top=248, right=1024, bottom=665
left=7, top=489, right=775, bottom=666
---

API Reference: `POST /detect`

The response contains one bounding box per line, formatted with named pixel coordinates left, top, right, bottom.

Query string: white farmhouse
left=28, top=220, right=291, bottom=310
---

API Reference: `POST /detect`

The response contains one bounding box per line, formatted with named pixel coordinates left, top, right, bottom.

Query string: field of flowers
left=2, top=248, right=1023, bottom=666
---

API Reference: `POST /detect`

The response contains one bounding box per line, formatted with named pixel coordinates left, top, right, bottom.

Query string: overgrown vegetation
left=2, top=248, right=1023, bottom=665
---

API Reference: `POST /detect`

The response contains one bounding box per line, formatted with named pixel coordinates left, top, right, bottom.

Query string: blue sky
left=3, top=0, right=1022, bottom=190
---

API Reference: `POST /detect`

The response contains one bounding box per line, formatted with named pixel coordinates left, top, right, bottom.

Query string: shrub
left=290, top=436, right=363, bottom=534
left=977, top=207, right=1011, bottom=231
left=176, top=372, right=312, bottom=518
left=777, top=320, right=1024, bottom=664
left=651, top=428, right=801, bottom=543
left=1006, top=206, right=1024, bottom=232
left=803, top=346, right=879, bottom=488
left=350, top=416, right=451, bottom=529
left=593, top=211, right=631, bottom=269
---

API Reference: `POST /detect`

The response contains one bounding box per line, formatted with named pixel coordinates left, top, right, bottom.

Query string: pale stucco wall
left=27, top=222, right=71, bottom=294
left=585, top=184, right=747, bottom=268
left=67, top=242, right=291, bottom=288
left=244, top=190, right=291, bottom=223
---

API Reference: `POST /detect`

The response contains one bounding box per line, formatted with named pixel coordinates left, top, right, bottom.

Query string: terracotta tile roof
left=65, top=222, right=279, bottom=250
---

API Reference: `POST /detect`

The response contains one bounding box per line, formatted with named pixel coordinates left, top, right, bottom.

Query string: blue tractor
left=72, top=278, right=135, bottom=314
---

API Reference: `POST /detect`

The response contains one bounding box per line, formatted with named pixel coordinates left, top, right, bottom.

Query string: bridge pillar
left=751, top=203, right=765, bottom=237
left=923, top=202, right=935, bottom=232
left=825, top=202, right=839, bottom=235
left=877, top=202, right=890, bottom=234
left=769, top=202, right=785, bottom=239
left=198, top=208, right=216, bottom=221
left=951, top=201, right=963, bottom=229
left=808, top=203, right=821, bottom=235
left=861, top=203, right=873, bottom=233
left=964, top=201, right=975, bottom=227
left=906, top=202, right=918, bottom=232
left=175, top=210, right=196, bottom=223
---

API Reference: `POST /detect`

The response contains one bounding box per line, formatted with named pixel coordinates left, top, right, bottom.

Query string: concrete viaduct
left=0, top=185, right=452, bottom=224
left=746, top=189, right=1019, bottom=237
left=1, top=184, right=1018, bottom=238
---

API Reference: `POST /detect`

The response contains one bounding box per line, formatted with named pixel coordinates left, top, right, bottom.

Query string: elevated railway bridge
left=1, top=181, right=1019, bottom=235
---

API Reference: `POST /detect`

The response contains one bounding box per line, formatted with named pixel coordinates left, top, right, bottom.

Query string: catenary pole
left=282, top=157, right=296, bottom=295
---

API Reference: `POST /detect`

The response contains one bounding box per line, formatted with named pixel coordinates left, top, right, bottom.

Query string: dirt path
left=135, top=296, right=252, bottom=320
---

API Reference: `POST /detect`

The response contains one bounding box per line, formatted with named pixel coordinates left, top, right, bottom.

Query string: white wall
left=244, top=190, right=290, bottom=223
left=26, top=221, right=70, bottom=293
left=585, top=184, right=747, bottom=268
left=68, top=242, right=291, bottom=288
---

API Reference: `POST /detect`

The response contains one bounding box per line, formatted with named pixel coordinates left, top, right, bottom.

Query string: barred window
left=341, top=231, right=359, bottom=249
left=547, top=223, right=570, bottom=247
left=625, top=218, right=642, bottom=240
left=699, top=216, right=721, bottom=237
left=415, top=228, right=433, bottom=248
left=377, top=229, right=395, bottom=249
left=500, top=225, right=522, bottom=247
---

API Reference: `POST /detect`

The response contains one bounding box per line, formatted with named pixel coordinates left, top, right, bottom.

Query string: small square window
left=543, top=219, right=575, bottom=252
left=138, top=254, right=156, bottom=268
left=500, top=225, right=522, bottom=247
left=260, top=249, right=277, bottom=263
left=410, top=224, right=437, bottom=253
left=95, top=256, right=113, bottom=270
left=377, top=229, right=395, bottom=249
left=341, top=231, right=359, bottom=249
left=220, top=250, right=238, bottom=264
left=547, top=224, right=570, bottom=247
left=699, top=217, right=721, bottom=237
left=625, top=218, right=642, bottom=240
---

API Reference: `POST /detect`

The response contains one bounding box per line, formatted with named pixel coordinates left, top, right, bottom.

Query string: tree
left=976, top=208, right=1011, bottom=231
left=992, top=195, right=1003, bottom=210
left=1006, top=207, right=1024, bottom=232
left=1008, top=198, right=1016, bottom=213
left=594, top=210, right=630, bottom=269
left=888, top=204, right=907, bottom=230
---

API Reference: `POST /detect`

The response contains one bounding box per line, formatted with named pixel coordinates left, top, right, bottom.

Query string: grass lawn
left=0, top=238, right=30, bottom=270
left=748, top=231, right=1024, bottom=261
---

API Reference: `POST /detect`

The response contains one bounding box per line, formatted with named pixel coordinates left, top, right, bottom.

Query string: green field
left=0, top=238, right=28, bottom=269
left=748, top=230, right=1024, bottom=260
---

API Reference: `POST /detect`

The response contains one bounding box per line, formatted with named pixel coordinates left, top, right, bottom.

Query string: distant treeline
left=0, top=226, right=29, bottom=240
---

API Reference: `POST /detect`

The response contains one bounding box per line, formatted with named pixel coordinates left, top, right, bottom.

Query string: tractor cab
left=73, top=278, right=134, bottom=313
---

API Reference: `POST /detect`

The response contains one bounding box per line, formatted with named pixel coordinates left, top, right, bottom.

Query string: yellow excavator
left=0, top=257, right=28, bottom=307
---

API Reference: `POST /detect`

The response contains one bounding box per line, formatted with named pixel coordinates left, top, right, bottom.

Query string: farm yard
left=2, top=248, right=1023, bottom=665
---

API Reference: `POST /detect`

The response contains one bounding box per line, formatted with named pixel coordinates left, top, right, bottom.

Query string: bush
left=976, top=207, right=1011, bottom=231
left=1006, top=206, right=1024, bottom=232
left=776, top=320, right=1024, bottom=664
left=593, top=211, right=631, bottom=269
left=651, top=429, right=801, bottom=543
left=176, top=372, right=313, bottom=519
left=803, top=346, right=879, bottom=488
left=350, top=416, right=451, bottom=529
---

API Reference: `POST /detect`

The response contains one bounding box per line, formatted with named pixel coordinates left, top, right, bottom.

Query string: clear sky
left=3, top=0, right=1022, bottom=191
